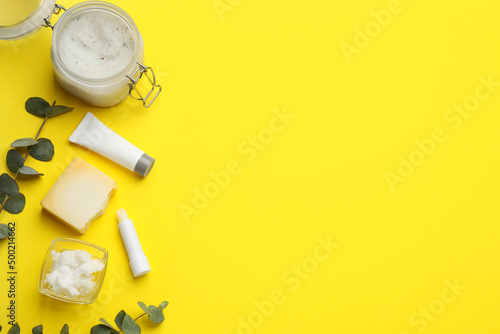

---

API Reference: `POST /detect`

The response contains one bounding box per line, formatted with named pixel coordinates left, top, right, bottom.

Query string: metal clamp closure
left=127, top=61, right=162, bottom=108
left=43, top=4, right=66, bottom=29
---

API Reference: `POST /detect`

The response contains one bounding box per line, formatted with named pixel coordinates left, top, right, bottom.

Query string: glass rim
left=0, top=0, right=55, bottom=40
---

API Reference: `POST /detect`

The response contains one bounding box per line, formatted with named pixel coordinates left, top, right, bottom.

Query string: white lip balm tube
left=69, top=112, right=155, bottom=177
left=117, top=209, right=151, bottom=277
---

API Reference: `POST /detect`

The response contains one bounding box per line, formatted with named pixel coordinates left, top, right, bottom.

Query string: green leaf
left=60, top=324, right=69, bottom=334
left=6, top=150, right=24, bottom=174
left=148, top=307, right=165, bottom=324
left=91, top=324, right=118, bottom=334
left=90, top=324, right=112, bottom=334
left=1, top=193, right=26, bottom=214
left=114, top=310, right=126, bottom=330
left=18, top=166, right=43, bottom=176
left=159, top=301, right=169, bottom=310
left=32, top=324, right=43, bottom=334
left=45, top=105, right=74, bottom=118
left=10, top=138, right=39, bottom=148
left=137, top=301, right=148, bottom=314
left=99, top=318, right=115, bottom=329
left=26, top=97, right=50, bottom=118
left=8, top=323, right=20, bottom=334
left=0, top=173, right=19, bottom=197
left=29, top=138, right=54, bottom=162
left=0, top=224, right=9, bottom=240
left=122, top=314, right=141, bottom=334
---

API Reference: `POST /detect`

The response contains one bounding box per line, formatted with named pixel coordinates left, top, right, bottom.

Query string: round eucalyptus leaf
left=0, top=224, right=10, bottom=239
left=0, top=173, right=19, bottom=197
left=18, top=166, right=43, bottom=176
left=90, top=324, right=113, bottom=334
left=159, top=301, right=169, bottom=310
left=99, top=318, right=115, bottom=329
left=114, top=310, right=126, bottom=330
left=6, top=149, right=24, bottom=173
left=3, top=193, right=25, bottom=214
left=30, top=138, right=54, bottom=161
left=148, top=307, right=165, bottom=324
left=137, top=301, right=148, bottom=313
left=122, top=314, right=141, bottom=334
left=25, top=97, right=50, bottom=118
left=60, top=324, right=69, bottom=334
left=45, top=105, right=74, bottom=118
left=8, top=322, right=20, bottom=334
left=32, top=325, right=43, bottom=334
left=10, top=138, right=39, bottom=148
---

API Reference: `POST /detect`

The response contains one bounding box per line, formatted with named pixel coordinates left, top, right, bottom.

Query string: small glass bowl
left=38, top=237, right=108, bottom=304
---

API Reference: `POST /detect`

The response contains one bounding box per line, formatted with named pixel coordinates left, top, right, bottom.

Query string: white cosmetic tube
left=69, top=112, right=154, bottom=177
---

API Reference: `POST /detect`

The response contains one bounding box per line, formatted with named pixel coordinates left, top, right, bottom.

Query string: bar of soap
left=41, top=157, right=117, bottom=234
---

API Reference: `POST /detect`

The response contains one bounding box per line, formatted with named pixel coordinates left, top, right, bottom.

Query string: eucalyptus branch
left=2, top=301, right=169, bottom=333
left=0, top=97, right=73, bottom=222
left=92, top=301, right=169, bottom=334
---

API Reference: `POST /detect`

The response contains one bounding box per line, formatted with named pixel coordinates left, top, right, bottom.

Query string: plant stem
left=0, top=195, right=9, bottom=214
left=14, top=116, right=48, bottom=182
left=134, top=313, right=147, bottom=322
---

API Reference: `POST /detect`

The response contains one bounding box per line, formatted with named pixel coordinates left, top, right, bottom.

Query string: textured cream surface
left=45, top=249, right=105, bottom=297
left=41, top=157, right=117, bottom=234
left=57, top=10, right=135, bottom=79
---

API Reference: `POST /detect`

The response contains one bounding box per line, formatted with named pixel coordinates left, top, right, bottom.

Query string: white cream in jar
left=56, top=10, right=135, bottom=79
left=45, top=249, right=105, bottom=297
left=51, top=1, right=159, bottom=107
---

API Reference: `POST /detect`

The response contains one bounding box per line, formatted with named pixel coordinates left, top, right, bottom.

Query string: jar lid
left=0, top=0, right=55, bottom=40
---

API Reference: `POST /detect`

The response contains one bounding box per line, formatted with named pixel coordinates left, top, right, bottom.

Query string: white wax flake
left=45, top=249, right=105, bottom=297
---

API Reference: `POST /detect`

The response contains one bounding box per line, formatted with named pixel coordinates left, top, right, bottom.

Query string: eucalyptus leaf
left=29, top=138, right=54, bottom=162
left=148, top=307, right=165, bottom=324
left=25, top=97, right=50, bottom=118
left=90, top=324, right=113, bottom=334
left=6, top=150, right=24, bottom=174
left=2, top=193, right=26, bottom=214
left=114, top=310, right=126, bottom=330
left=122, top=314, right=141, bottom=334
left=8, top=323, right=20, bottom=334
left=60, top=324, right=69, bottom=334
left=0, top=224, right=10, bottom=239
left=32, top=324, right=43, bottom=334
left=0, top=173, right=19, bottom=197
left=137, top=301, right=148, bottom=314
left=99, top=318, right=115, bottom=329
left=18, top=166, right=43, bottom=176
left=10, top=138, right=39, bottom=148
left=159, top=301, right=169, bottom=310
left=45, top=105, right=74, bottom=118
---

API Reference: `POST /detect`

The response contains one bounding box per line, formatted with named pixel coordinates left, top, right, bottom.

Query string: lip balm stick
left=117, top=209, right=151, bottom=277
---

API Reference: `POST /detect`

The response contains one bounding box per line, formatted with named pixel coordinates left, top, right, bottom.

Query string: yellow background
left=1, top=0, right=500, bottom=332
